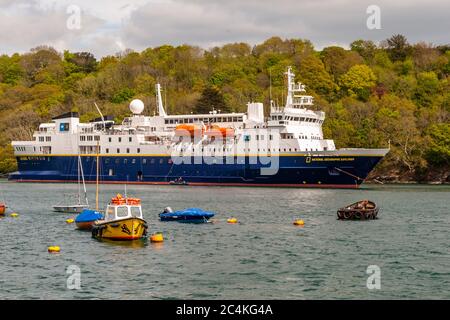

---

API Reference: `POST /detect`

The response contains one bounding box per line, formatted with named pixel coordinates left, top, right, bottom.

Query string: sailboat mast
left=79, top=155, right=89, bottom=206
left=95, top=140, right=100, bottom=211
left=77, top=154, right=81, bottom=205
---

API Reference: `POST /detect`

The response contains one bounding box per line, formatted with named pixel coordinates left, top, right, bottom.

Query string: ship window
left=108, top=137, right=112, bottom=142
left=116, top=206, right=129, bottom=218
left=151, top=159, right=155, bottom=164
left=118, top=137, right=122, bottom=142
left=132, top=159, right=136, bottom=164
left=143, top=159, right=147, bottom=164
left=126, top=148, right=130, bottom=153
left=39, top=137, right=44, bottom=142
left=115, top=159, right=119, bottom=164
left=129, top=137, right=132, bottom=142
left=124, top=159, right=128, bottom=164
left=137, top=148, right=141, bottom=153
left=117, top=148, right=120, bottom=153
left=159, top=159, right=163, bottom=164
left=106, top=148, right=109, bottom=154
left=94, top=136, right=100, bottom=141
left=87, top=136, right=93, bottom=141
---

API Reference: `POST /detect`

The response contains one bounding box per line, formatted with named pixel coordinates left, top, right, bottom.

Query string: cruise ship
left=9, top=67, right=389, bottom=188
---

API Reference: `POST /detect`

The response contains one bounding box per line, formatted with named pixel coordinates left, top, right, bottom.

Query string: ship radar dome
left=129, top=99, right=145, bottom=114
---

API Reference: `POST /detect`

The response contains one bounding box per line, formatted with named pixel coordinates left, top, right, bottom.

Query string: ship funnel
left=156, top=83, right=167, bottom=117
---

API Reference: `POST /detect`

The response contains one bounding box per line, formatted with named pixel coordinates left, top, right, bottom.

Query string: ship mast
left=156, top=83, right=167, bottom=116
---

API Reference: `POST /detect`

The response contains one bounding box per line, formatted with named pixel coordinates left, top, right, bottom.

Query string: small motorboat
left=75, top=209, right=104, bottom=230
left=169, top=177, right=189, bottom=185
left=0, top=202, right=6, bottom=215
left=91, top=194, right=148, bottom=240
left=337, top=200, right=379, bottom=220
left=159, top=207, right=215, bottom=223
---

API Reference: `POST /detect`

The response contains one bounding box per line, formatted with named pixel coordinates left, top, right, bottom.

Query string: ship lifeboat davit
left=174, top=124, right=204, bottom=137
left=204, top=125, right=235, bottom=138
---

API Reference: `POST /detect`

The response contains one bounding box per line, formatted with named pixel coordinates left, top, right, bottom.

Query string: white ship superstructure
left=10, top=67, right=388, bottom=188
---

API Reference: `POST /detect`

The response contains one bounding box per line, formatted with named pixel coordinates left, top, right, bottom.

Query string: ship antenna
left=269, top=68, right=272, bottom=102
left=94, top=102, right=106, bottom=131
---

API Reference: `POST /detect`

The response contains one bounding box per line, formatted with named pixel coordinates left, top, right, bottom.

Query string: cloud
left=0, top=0, right=449, bottom=58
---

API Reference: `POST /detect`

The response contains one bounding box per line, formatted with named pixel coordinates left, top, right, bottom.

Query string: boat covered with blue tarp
left=75, top=209, right=104, bottom=230
left=159, top=207, right=215, bottom=223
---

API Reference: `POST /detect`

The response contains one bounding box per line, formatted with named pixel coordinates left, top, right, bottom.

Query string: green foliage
left=414, top=71, right=441, bottom=107
left=426, top=124, right=450, bottom=165
left=110, top=88, right=135, bottom=104
left=385, top=34, right=411, bottom=62
left=0, top=36, right=449, bottom=180
left=339, top=65, right=376, bottom=100
left=194, top=86, right=229, bottom=114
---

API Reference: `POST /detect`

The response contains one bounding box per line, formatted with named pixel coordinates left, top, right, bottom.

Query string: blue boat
left=159, top=207, right=215, bottom=223
left=75, top=209, right=104, bottom=230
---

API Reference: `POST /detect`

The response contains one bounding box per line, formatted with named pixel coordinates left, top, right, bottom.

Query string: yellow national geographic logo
left=311, top=157, right=355, bottom=162
left=306, top=157, right=311, bottom=164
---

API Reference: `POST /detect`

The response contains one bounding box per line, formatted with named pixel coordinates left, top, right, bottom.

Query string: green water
left=0, top=181, right=448, bottom=299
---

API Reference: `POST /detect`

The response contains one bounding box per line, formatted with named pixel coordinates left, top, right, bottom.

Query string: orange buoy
left=293, top=219, right=305, bottom=226
left=150, top=233, right=164, bottom=243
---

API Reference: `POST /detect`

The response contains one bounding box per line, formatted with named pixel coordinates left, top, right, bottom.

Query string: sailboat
left=53, top=155, right=89, bottom=213
left=75, top=141, right=103, bottom=229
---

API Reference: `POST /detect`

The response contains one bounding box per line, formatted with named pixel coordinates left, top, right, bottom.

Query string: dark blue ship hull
left=9, top=153, right=385, bottom=188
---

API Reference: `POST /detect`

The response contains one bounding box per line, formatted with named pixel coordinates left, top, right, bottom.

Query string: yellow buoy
left=150, top=233, right=164, bottom=243
left=66, top=218, right=74, bottom=224
left=48, top=246, right=61, bottom=253
left=293, top=219, right=305, bottom=226
left=227, top=217, right=238, bottom=224
left=10, top=213, right=19, bottom=218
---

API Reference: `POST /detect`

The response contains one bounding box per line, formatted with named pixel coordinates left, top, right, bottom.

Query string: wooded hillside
left=0, top=35, right=449, bottom=182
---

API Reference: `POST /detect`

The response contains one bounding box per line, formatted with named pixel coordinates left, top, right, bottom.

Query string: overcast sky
left=1, top=0, right=449, bottom=58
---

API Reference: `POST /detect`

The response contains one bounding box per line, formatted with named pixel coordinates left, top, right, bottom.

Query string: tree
left=385, top=34, right=411, bottom=62
left=339, top=65, right=376, bottom=100
left=414, top=71, right=441, bottom=107
left=321, top=46, right=364, bottom=80
left=295, top=54, right=338, bottom=99
left=350, top=40, right=377, bottom=62
left=64, top=51, right=97, bottom=73
left=194, top=86, right=229, bottom=114
left=426, top=124, right=450, bottom=165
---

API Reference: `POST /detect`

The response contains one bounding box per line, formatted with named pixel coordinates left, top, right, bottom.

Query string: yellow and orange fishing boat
left=91, top=194, right=148, bottom=240
left=0, top=202, right=6, bottom=215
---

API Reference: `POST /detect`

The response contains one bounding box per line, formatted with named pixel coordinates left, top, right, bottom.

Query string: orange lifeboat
left=0, top=202, right=5, bottom=215
left=174, top=124, right=204, bottom=137
left=204, top=125, right=234, bottom=138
